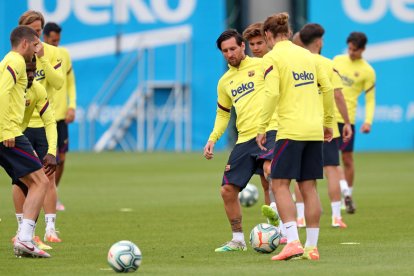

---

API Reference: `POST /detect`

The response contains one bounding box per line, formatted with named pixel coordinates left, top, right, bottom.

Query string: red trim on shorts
left=271, top=140, right=289, bottom=169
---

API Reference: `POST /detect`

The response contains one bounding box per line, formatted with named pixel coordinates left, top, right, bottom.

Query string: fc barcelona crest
left=248, top=70, right=255, bottom=77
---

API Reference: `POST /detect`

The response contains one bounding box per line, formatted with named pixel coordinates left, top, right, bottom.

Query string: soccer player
left=257, top=12, right=334, bottom=261
left=242, top=22, right=274, bottom=205
left=293, top=23, right=353, bottom=228
left=11, top=56, right=59, bottom=250
left=19, top=10, right=64, bottom=242
left=203, top=29, right=270, bottom=252
left=243, top=22, right=287, bottom=243
left=333, top=32, right=376, bottom=213
left=43, top=22, right=77, bottom=211
left=0, top=25, right=51, bottom=258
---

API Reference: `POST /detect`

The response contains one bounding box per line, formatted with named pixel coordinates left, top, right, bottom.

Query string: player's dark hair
left=19, top=10, right=45, bottom=29
left=43, top=22, right=62, bottom=36
left=216, top=29, right=243, bottom=50
left=347, top=32, right=368, bottom=49
left=263, top=12, right=291, bottom=38
left=243, top=22, right=264, bottom=41
left=10, top=25, right=39, bottom=48
left=299, top=23, right=325, bottom=46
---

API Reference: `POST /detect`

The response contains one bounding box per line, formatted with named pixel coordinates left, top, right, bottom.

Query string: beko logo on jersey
left=231, top=82, right=254, bottom=97
left=292, top=71, right=315, bottom=87
left=35, top=70, right=46, bottom=80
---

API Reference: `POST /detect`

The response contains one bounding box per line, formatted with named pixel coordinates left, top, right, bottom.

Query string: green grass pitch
left=0, top=151, right=413, bottom=275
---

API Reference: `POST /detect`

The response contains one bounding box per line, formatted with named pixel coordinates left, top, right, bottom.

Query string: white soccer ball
left=107, top=240, right=142, bottom=273
left=239, top=183, right=259, bottom=207
left=249, top=223, right=281, bottom=253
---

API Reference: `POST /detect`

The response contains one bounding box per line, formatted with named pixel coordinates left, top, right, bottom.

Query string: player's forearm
left=334, top=89, right=351, bottom=124
left=67, top=70, right=77, bottom=109
left=322, top=86, right=334, bottom=128
left=42, top=112, right=58, bottom=156
left=0, top=88, right=13, bottom=138
left=208, top=109, right=231, bottom=142
left=365, top=90, right=376, bottom=124
left=258, top=90, right=278, bottom=134
left=38, top=56, right=64, bottom=90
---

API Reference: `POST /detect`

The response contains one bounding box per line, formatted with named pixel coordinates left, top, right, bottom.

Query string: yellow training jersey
left=333, top=54, right=376, bottom=125
left=53, top=47, right=77, bottom=121
left=21, top=81, right=57, bottom=156
left=208, top=56, right=270, bottom=144
left=258, top=40, right=334, bottom=141
left=314, top=54, right=343, bottom=138
left=28, top=42, right=63, bottom=128
left=0, top=51, right=27, bottom=142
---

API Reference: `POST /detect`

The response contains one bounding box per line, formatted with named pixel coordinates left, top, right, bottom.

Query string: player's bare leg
left=325, top=166, right=347, bottom=228
left=270, top=179, right=304, bottom=260
left=43, top=173, right=61, bottom=242
left=14, top=169, right=50, bottom=258
left=215, top=184, right=246, bottom=252
left=55, top=152, right=66, bottom=211
left=341, top=152, right=356, bottom=213
left=294, top=182, right=306, bottom=227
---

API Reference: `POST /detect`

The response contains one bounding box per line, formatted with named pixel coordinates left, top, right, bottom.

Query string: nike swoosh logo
left=286, top=225, right=293, bottom=229
left=18, top=241, right=34, bottom=251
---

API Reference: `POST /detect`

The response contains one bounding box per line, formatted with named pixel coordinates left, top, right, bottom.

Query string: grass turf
left=0, top=151, right=413, bottom=275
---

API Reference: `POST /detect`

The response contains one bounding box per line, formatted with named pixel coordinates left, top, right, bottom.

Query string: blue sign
left=0, top=0, right=226, bottom=151
left=309, top=0, right=414, bottom=151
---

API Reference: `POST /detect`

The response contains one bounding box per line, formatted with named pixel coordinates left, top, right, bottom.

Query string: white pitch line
left=340, top=242, right=360, bottom=245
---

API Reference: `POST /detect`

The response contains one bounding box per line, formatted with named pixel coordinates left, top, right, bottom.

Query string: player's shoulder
left=1, top=52, right=25, bottom=74
left=333, top=54, right=347, bottom=62
left=58, top=46, right=70, bottom=57
left=361, top=59, right=375, bottom=73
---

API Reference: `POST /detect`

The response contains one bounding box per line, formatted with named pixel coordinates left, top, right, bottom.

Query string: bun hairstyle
left=263, top=12, right=291, bottom=38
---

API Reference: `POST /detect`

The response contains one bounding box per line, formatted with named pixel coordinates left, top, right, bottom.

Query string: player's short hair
left=216, top=29, right=243, bottom=50
left=347, top=32, right=368, bottom=49
left=19, top=10, right=45, bottom=29
left=243, top=22, right=264, bottom=41
left=10, top=25, right=39, bottom=48
left=43, top=22, right=62, bottom=36
left=263, top=12, right=291, bottom=38
left=299, top=23, right=324, bottom=46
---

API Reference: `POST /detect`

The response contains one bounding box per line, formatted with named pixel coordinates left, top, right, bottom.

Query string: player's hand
left=3, top=138, right=15, bottom=148
left=323, top=127, right=333, bottom=142
left=342, top=123, right=353, bottom=142
left=65, top=108, right=76, bottom=123
left=35, top=40, right=44, bottom=58
left=256, top=133, right=267, bottom=151
left=43, top=153, right=57, bottom=176
left=360, top=123, right=371, bottom=134
left=203, top=141, right=215, bottom=160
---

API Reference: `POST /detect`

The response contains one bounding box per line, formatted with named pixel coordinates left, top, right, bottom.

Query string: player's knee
left=342, top=153, right=353, bottom=167
left=220, top=184, right=237, bottom=200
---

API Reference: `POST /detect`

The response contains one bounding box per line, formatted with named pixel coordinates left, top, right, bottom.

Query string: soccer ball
left=239, top=183, right=259, bottom=207
left=107, top=240, right=142, bottom=273
left=249, top=223, right=281, bottom=253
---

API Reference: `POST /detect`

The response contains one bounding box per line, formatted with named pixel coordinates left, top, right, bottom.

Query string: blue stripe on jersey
left=295, top=81, right=314, bottom=87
